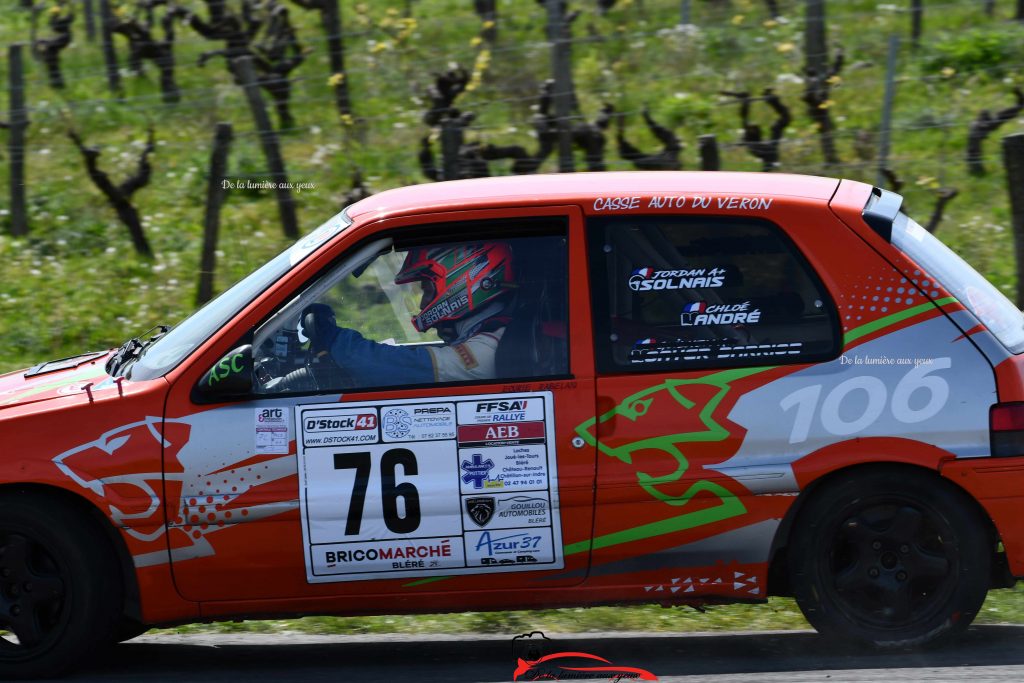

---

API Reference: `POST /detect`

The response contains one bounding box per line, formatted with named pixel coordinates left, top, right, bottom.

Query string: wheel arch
left=0, top=483, right=142, bottom=623
left=766, top=461, right=1003, bottom=596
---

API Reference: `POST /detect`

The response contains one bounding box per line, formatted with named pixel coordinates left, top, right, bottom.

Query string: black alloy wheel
left=0, top=531, right=69, bottom=654
left=790, top=467, right=991, bottom=648
left=0, top=493, right=123, bottom=679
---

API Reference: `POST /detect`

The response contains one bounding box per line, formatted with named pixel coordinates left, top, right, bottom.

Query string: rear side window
left=892, top=212, right=1024, bottom=353
left=588, top=216, right=840, bottom=373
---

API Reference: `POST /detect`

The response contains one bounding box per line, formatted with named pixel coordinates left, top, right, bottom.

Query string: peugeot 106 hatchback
left=2, top=172, right=1023, bottom=678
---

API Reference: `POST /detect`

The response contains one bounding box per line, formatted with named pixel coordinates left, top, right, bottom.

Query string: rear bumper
left=942, top=457, right=1024, bottom=577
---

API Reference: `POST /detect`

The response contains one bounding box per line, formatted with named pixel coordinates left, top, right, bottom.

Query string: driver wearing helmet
left=302, top=242, right=514, bottom=388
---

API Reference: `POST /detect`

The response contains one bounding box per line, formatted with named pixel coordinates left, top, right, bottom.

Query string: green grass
left=1, top=0, right=1023, bottom=373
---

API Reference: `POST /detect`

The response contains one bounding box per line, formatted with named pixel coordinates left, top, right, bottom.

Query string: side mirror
left=192, top=345, right=253, bottom=403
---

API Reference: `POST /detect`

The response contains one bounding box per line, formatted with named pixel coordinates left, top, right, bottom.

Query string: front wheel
left=789, top=467, right=991, bottom=648
left=0, top=493, right=123, bottom=678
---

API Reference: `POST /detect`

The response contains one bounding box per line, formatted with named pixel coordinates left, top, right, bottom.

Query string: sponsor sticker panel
left=464, top=528, right=556, bottom=567
left=297, top=392, right=563, bottom=583
left=628, top=266, right=727, bottom=292
left=629, top=338, right=804, bottom=365
left=381, top=402, right=456, bottom=442
left=301, top=407, right=379, bottom=447
left=255, top=407, right=290, bottom=454
left=680, top=300, right=762, bottom=327
left=458, top=445, right=549, bottom=494
left=457, top=397, right=545, bottom=424
left=310, top=537, right=466, bottom=576
left=463, top=493, right=552, bottom=530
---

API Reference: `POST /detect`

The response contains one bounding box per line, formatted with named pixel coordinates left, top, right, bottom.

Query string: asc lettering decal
left=680, top=301, right=762, bottom=326
left=628, top=267, right=726, bottom=292
left=207, top=353, right=245, bottom=386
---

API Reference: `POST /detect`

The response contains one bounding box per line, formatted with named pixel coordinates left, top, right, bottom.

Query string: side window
left=253, top=223, right=569, bottom=394
left=588, top=216, right=839, bottom=373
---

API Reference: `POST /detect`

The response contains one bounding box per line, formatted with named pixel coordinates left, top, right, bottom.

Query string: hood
left=0, top=352, right=113, bottom=411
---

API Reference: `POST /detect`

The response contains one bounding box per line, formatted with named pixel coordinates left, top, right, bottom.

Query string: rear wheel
left=112, top=618, right=149, bottom=643
left=789, top=468, right=991, bottom=648
left=0, top=493, right=123, bottom=678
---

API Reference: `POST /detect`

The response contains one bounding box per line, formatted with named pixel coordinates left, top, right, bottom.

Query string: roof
left=346, top=171, right=841, bottom=221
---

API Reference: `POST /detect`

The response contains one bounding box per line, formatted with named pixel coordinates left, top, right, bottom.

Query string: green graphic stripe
left=1, top=365, right=104, bottom=406
left=843, top=297, right=956, bottom=345
left=406, top=299, right=960, bottom=588
left=562, top=297, right=959, bottom=560
left=403, top=576, right=451, bottom=587
left=564, top=494, right=746, bottom=556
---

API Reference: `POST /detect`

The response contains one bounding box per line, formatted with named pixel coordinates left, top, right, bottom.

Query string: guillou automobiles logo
left=465, top=496, right=496, bottom=527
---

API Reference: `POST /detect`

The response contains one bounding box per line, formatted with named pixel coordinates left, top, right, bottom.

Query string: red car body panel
left=1, top=172, right=1017, bottom=627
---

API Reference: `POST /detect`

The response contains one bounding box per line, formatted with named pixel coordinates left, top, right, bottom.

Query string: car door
left=580, top=196, right=993, bottom=597
left=162, top=205, right=597, bottom=605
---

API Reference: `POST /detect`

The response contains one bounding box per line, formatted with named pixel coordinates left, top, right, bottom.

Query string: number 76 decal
left=780, top=358, right=951, bottom=444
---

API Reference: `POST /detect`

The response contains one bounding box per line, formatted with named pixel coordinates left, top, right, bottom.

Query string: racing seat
left=495, top=283, right=568, bottom=379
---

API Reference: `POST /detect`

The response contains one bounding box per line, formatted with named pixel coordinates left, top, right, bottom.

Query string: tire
left=789, top=467, right=991, bottom=649
left=0, top=492, right=123, bottom=678
left=112, top=618, right=149, bottom=644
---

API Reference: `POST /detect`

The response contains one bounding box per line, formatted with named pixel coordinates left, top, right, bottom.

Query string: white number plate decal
left=297, top=392, right=563, bottom=583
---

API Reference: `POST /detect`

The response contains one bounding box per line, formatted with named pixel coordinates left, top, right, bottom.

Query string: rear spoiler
left=861, top=187, right=904, bottom=242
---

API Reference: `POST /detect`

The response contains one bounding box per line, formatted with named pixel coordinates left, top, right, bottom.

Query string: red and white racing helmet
left=395, top=242, right=515, bottom=334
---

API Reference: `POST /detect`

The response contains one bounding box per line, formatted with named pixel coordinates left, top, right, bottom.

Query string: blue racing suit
left=324, top=326, right=504, bottom=388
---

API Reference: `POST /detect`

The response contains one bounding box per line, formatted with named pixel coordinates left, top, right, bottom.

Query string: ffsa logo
left=257, top=408, right=284, bottom=422
left=476, top=400, right=529, bottom=413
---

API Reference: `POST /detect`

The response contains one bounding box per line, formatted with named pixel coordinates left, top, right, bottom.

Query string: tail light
left=990, top=403, right=1024, bottom=457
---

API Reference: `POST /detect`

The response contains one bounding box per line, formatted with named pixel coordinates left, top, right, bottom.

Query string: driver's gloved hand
left=299, top=303, right=341, bottom=353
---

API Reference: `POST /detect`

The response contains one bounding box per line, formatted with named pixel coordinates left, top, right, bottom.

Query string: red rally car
left=2, top=171, right=1024, bottom=677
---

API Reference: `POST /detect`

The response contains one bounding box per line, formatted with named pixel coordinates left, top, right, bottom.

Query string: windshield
left=128, top=211, right=353, bottom=380
left=892, top=212, right=1024, bottom=353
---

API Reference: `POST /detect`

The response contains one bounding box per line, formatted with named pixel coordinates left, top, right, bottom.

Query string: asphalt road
left=55, top=625, right=1024, bottom=682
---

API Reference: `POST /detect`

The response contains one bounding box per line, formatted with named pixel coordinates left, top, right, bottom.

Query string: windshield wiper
left=106, top=325, right=170, bottom=377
